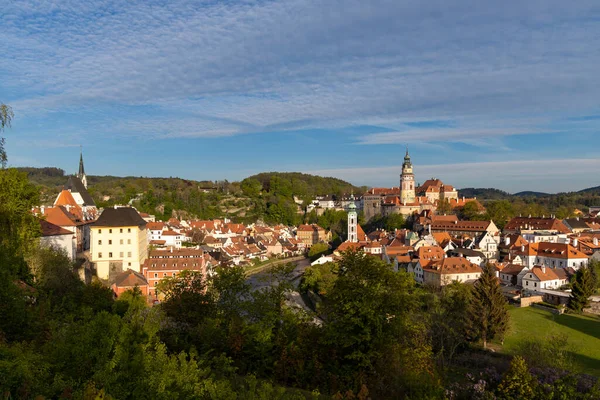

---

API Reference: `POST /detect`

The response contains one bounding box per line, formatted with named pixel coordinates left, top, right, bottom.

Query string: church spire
left=77, top=146, right=88, bottom=189
left=78, top=147, right=85, bottom=177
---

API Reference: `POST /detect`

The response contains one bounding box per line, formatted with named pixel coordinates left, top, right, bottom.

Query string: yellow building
left=90, top=207, right=148, bottom=280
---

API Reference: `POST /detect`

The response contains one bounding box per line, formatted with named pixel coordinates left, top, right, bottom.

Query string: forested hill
left=16, top=167, right=364, bottom=224
left=243, top=172, right=365, bottom=200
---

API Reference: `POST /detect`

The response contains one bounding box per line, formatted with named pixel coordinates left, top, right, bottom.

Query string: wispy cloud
left=2, top=0, right=600, bottom=190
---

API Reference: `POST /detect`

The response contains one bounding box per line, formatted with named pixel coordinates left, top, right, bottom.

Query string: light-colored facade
left=347, top=194, right=358, bottom=243
left=400, top=149, right=416, bottom=204
left=90, top=208, right=148, bottom=280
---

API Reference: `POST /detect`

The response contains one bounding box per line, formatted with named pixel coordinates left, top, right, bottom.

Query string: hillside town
left=35, top=150, right=600, bottom=313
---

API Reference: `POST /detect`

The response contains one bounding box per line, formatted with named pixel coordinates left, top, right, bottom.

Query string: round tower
left=400, top=148, right=415, bottom=204
left=347, top=193, right=358, bottom=243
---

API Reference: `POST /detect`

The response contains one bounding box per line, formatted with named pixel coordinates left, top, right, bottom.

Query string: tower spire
left=78, top=146, right=88, bottom=189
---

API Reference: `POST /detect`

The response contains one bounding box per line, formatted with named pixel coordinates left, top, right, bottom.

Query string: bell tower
left=400, top=147, right=415, bottom=204
left=347, top=193, right=358, bottom=243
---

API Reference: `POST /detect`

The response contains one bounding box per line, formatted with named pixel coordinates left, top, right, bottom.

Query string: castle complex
left=363, top=149, right=464, bottom=221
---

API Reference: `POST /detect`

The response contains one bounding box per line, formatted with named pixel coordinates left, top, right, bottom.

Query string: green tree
left=496, top=356, right=536, bottom=400
left=383, top=213, right=406, bottom=231
left=459, top=201, right=484, bottom=220
left=0, top=103, right=14, bottom=168
left=308, top=242, right=329, bottom=261
left=300, top=262, right=338, bottom=296
left=429, top=282, right=472, bottom=368
left=241, top=178, right=262, bottom=198
left=467, top=263, right=509, bottom=349
left=568, top=265, right=595, bottom=312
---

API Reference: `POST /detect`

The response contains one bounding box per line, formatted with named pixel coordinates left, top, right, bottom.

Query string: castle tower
left=77, top=149, right=88, bottom=189
left=347, top=193, right=358, bottom=243
left=400, top=148, right=415, bottom=204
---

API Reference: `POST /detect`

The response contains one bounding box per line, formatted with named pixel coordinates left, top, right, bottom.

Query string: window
left=119, top=252, right=124, bottom=258
left=98, top=229, right=102, bottom=234
left=128, top=252, right=132, bottom=257
left=98, top=252, right=102, bottom=258
left=128, top=262, right=131, bottom=267
left=526, top=281, right=528, bottom=286
left=154, top=273, right=158, bottom=278
left=120, top=239, right=123, bottom=245
left=534, top=282, right=537, bottom=287
left=120, top=229, right=123, bottom=233
left=98, top=240, right=102, bottom=245
left=128, top=228, right=131, bottom=233
left=127, top=239, right=131, bottom=244
left=109, top=252, right=113, bottom=258
left=109, top=229, right=112, bottom=233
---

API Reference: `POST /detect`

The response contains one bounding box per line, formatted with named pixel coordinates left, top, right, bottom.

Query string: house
left=473, top=231, right=499, bottom=260
left=161, top=230, right=183, bottom=248
left=421, top=257, right=482, bottom=288
left=448, top=248, right=486, bottom=266
left=147, top=222, right=166, bottom=242
left=429, top=220, right=500, bottom=238
left=90, top=207, right=148, bottom=280
left=522, top=266, right=562, bottom=290
left=296, top=224, right=331, bottom=247
left=39, top=219, right=76, bottom=261
left=143, top=248, right=206, bottom=299
left=42, top=205, right=92, bottom=253
left=498, top=263, right=527, bottom=286
left=564, top=218, right=592, bottom=233
left=263, top=237, right=284, bottom=256
left=510, top=242, right=589, bottom=270
left=111, top=269, right=149, bottom=298
left=503, top=216, right=570, bottom=235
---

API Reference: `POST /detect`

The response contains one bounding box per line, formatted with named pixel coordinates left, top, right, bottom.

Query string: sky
left=2, top=0, right=600, bottom=193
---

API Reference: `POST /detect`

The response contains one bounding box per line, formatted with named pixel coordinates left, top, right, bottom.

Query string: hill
left=457, top=188, right=512, bottom=200
left=578, top=185, right=600, bottom=195
left=17, top=167, right=364, bottom=224
left=513, top=191, right=551, bottom=198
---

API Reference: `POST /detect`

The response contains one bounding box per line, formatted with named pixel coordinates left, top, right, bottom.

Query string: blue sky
left=2, top=0, right=600, bottom=193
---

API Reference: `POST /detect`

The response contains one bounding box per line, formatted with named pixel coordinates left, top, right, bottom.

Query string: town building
left=90, top=207, right=148, bottom=280
left=39, top=219, right=76, bottom=261
left=296, top=224, right=331, bottom=247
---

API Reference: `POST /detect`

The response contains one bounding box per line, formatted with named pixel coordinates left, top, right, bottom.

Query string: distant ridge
left=513, top=191, right=550, bottom=198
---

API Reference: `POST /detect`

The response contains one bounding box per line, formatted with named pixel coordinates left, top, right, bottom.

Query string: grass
left=502, top=307, right=600, bottom=376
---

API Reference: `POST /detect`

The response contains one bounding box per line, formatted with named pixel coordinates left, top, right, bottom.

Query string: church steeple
left=77, top=147, right=88, bottom=189
left=347, top=192, right=358, bottom=243
left=400, top=146, right=415, bottom=204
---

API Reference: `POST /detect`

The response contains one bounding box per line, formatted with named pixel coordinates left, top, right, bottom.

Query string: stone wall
left=520, top=295, right=544, bottom=307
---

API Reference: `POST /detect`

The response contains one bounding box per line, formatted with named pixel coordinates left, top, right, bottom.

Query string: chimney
left=573, top=238, right=579, bottom=248
left=41, top=205, right=45, bottom=215
left=541, top=265, right=546, bottom=273
left=521, top=245, right=525, bottom=252
left=594, top=238, right=599, bottom=246
left=170, top=247, right=173, bottom=253
left=505, top=236, right=510, bottom=246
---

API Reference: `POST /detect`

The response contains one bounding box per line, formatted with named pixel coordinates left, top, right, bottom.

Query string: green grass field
left=502, top=307, right=600, bottom=376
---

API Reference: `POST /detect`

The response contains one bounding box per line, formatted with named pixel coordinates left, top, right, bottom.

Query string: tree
left=308, top=242, right=329, bottom=261
left=383, top=213, right=405, bottom=231
left=568, top=265, right=595, bottom=312
left=496, top=356, right=536, bottom=400
left=429, top=282, right=472, bottom=368
left=1, top=103, right=14, bottom=168
left=467, top=263, right=509, bottom=349
left=459, top=201, right=484, bottom=221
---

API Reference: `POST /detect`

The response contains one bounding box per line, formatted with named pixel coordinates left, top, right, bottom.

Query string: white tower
left=347, top=193, right=358, bottom=243
left=400, top=147, right=415, bottom=204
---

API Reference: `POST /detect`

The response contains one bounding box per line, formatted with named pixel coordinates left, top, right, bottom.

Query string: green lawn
left=502, top=307, right=600, bottom=376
